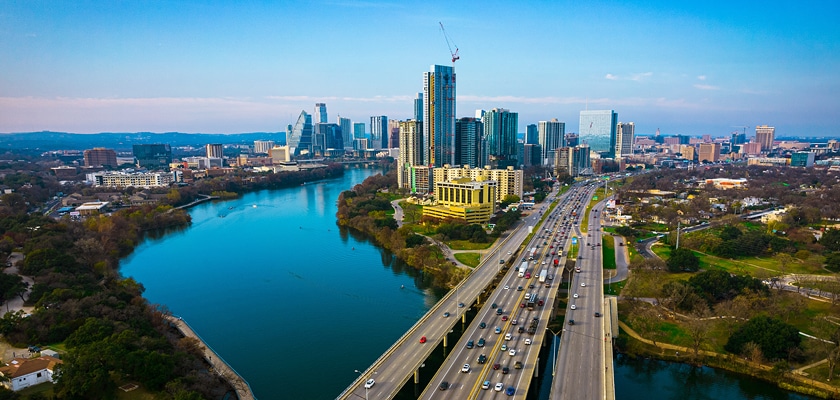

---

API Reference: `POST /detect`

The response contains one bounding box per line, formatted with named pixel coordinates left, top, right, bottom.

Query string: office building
left=679, top=144, right=695, bottom=162
left=398, top=120, right=423, bottom=191
left=525, top=124, right=538, bottom=145
left=269, top=145, right=291, bottom=163
left=482, top=108, right=518, bottom=168
left=566, top=133, right=579, bottom=147
left=313, top=123, right=343, bottom=153
left=423, top=178, right=497, bottom=224
left=133, top=144, right=172, bottom=169
left=615, top=122, right=634, bottom=157
left=370, top=116, right=388, bottom=150
left=523, top=144, right=542, bottom=168
left=790, top=151, right=815, bottom=167
left=314, top=103, right=327, bottom=124
left=389, top=119, right=401, bottom=149
left=570, top=145, right=591, bottom=176
left=433, top=165, right=523, bottom=204
left=538, top=119, right=565, bottom=166
left=353, top=122, right=365, bottom=140
left=579, top=110, right=617, bottom=158
left=288, top=110, right=313, bottom=155
left=338, top=116, right=352, bottom=149
left=254, top=140, right=275, bottom=154
left=83, top=148, right=117, bottom=168
left=455, top=117, right=482, bottom=168
left=423, top=65, right=456, bottom=166
left=90, top=171, right=175, bottom=188
left=414, top=93, right=423, bottom=121
left=756, top=125, right=775, bottom=152
left=698, top=143, right=721, bottom=162
left=205, top=144, right=223, bottom=158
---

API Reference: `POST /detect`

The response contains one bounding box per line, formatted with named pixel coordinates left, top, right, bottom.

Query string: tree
left=685, top=308, right=712, bottom=360
left=666, top=247, right=699, bottom=272
left=724, top=315, right=801, bottom=361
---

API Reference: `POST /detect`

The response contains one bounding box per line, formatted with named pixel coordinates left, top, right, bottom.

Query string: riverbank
left=618, top=320, right=839, bottom=399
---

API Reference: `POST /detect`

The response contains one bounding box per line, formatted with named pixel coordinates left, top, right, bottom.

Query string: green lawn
left=605, top=280, right=626, bottom=295
left=454, top=252, right=481, bottom=268
left=446, top=240, right=492, bottom=250
left=653, top=244, right=828, bottom=277
left=602, top=236, right=616, bottom=269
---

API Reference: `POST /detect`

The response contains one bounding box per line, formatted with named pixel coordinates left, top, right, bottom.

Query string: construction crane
left=439, top=22, right=459, bottom=64
left=731, top=126, right=750, bottom=137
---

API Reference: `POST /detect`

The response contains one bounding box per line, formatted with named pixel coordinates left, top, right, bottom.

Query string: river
left=121, top=167, right=815, bottom=399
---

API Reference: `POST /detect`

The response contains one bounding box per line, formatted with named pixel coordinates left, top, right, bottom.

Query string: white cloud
left=605, top=73, right=619, bottom=80
left=693, top=84, right=720, bottom=91
left=629, top=72, right=653, bottom=81
left=697, top=75, right=707, bottom=81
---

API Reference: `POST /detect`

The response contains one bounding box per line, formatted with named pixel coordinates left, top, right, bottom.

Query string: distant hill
left=0, top=131, right=286, bottom=152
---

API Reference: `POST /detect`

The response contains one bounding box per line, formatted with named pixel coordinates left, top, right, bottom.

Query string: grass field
left=602, top=236, right=616, bottom=269
left=454, top=252, right=481, bottom=268
left=652, top=244, right=827, bottom=277
left=446, top=240, right=492, bottom=251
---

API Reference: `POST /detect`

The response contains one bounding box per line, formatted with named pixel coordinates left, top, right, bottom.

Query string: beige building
left=269, top=145, right=291, bottom=164
left=432, top=164, right=523, bottom=203
left=89, top=172, right=175, bottom=188
left=698, top=143, right=721, bottom=162
left=755, top=125, right=775, bottom=152
left=679, top=145, right=695, bottom=162
left=423, top=178, right=497, bottom=224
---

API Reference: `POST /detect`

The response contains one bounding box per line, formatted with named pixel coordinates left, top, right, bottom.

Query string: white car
left=505, top=333, right=512, bottom=341
left=573, top=293, right=579, bottom=298
left=581, top=282, right=586, bottom=287
left=571, top=304, right=576, bottom=310
left=509, top=349, right=516, bottom=356
left=364, top=379, right=375, bottom=389
left=504, top=285, right=510, bottom=290
left=507, top=251, right=512, bottom=255
left=482, top=380, right=490, bottom=390
left=495, top=382, right=504, bottom=391
left=461, top=364, right=470, bottom=373
left=524, top=338, right=531, bottom=345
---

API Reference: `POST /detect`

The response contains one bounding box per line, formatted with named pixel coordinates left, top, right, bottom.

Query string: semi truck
left=518, top=262, right=528, bottom=277
left=538, top=269, right=548, bottom=283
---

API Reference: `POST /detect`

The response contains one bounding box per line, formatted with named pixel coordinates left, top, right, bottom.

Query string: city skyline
left=1, top=1, right=838, bottom=136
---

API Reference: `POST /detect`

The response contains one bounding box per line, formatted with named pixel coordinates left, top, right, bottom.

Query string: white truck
left=538, top=269, right=548, bottom=283
left=518, top=262, right=528, bottom=277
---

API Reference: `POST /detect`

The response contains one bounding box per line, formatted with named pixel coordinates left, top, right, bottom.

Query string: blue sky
left=1, top=0, right=838, bottom=137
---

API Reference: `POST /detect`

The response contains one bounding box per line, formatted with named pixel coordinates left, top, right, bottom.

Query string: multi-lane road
left=418, top=183, right=597, bottom=399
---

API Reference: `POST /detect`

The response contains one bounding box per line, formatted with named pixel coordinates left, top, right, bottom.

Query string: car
left=461, top=364, right=470, bottom=373
left=571, top=304, right=576, bottom=310
left=458, top=302, right=465, bottom=308
left=364, top=379, right=375, bottom=389
left=506, top=386, right=516, bottom=396
left=477, top=338, right=485, bottom=347
left=594, top=312, right=602, bottom=317
left=502, top=315, right=509, bottom=321
left=524, top=338, right=532, bottom=345
left=420, top=336, right=427, bottom=343
left=439, top=381, right=449, bottom=391
left=443, top=312, right=450, bottom=317
left=491, top=303, right=498, bottom=309
left=478, top=354, right=487, bottom=364
left=518, top=326, right=525, bottom=333
left=568, top=319, right=575, bottom=325
left=507, top=251, right=512, bottom=255
left=517, top=286, right=523, bottom=291
left=482, top=380, right=491, bottom=390
left=581, top=282, right=586, bottom=287
left=528, top=284, right=534, bottom=289
left=493, top=363, right=500, bottom=370
left=619, top=242, right=624, bottom=246
left=573, top=293, right=579, bottom=298
left=479, top=322, right=486, bottom=329
left=497, top=308, right=503, bottom=315
left=525, top=273, right=531, bottom=278
left=514, top=361, right=523, bottom=369
left=520, top=303, right=525, bottom=308
left=495, top=326, right=502, bottom=334
left=504, top=285, right=510, bottom=290
left=511, top=319, right=518, bottom=325
left=505, top=333, right=512, bottom=340
left=495, top=382, right=504, bottom=391
left=509, top=349, right=516, bottom=356
left=501, top=344, right=508, bottom=351
left=467, top=340, right=474, bottom=349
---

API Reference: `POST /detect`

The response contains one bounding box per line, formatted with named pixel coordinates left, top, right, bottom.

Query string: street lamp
left=547, top=327, right=562, bottom=377
left=355, top=369, right=377, bottom=400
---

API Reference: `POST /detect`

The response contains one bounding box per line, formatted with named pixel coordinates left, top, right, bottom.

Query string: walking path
left=167, top=316, right=255, bottom=400
left=3, top=252, right=34, bottom=316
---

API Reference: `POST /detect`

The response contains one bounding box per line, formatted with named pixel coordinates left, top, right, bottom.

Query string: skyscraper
left=254, top=140, right=275, bottom=154
left=579, top=110, right=617, bottom=158
left=615, top=122, right=635, bottom=157
left=455, top=117, right=482, bottom=168
left=398, top=120, right=423, bottom=191
left=482, top=108, right=518, bottom=168
left=205, top=143, right=223, bottom=158
left=423, top=65, right=456, bottom=167
left=288, top=110, right=313, bottom=155
left=698, top=143, right=721, bottom=162
left=338, top=116, right=352, bottom=150
left=370, top=116, right=389, bottom=149
left=755, top=125, right=775, bottom=152
left=538, top=119, right=565, bottom=166
left=133, top=144, right=172, bottom=169
left=314, top=103, right=327, bottom=124
left=414, top=93, right=423, bottom=121
left=353, top=123, right=365, bottom=139
left=525, top=124, right=538, bottom=145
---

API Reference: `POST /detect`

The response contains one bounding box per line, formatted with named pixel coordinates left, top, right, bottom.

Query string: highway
left=550, top=191, right=608, bottom=400
left=338, top=187, right=564, bottom=400
left=417, top=183, right=596, bottom=399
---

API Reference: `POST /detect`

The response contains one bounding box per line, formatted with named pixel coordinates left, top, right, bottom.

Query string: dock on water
left=167, top=316, right=256, bottom=400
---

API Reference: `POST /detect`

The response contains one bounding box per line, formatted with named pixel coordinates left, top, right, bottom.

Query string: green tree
left=666, top=247, right=699, bottom=272
left=724, top=315, right=801, bottom=361
left=821, top=229, right=840, bottom=252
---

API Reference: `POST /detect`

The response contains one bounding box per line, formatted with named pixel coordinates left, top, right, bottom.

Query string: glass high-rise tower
left=423, top=65, right=456, bottom=167
left=482, top=108, right=518, bottom=168
left=538, top=119, right=566, bottom=166
left=579, top=110, right=617, bottom=158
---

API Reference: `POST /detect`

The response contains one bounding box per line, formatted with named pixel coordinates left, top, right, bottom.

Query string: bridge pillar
left=414, top=369, right=420, bottom=384
left=534, top=357, right=539, bottom=377
left=461, top=314, right=466, bottom=323
left=443, top=335, right=448, bottom=347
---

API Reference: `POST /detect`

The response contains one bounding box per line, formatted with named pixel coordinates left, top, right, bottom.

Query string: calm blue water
left=120, top=168, right=439, bottom=399
left=121, top=168, right=814, bottom=400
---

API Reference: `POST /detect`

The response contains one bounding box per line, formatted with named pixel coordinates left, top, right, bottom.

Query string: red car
left=419, top=336, right=427, bottom=343
left=493, top=363, right=500, bottom=370
left=501, top=315, right=508, bottom=321
left=520, top=303, right=525, bottom=308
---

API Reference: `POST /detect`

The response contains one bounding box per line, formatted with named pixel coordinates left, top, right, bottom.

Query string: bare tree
left=743, top=341, right=764, bottom=364
left=685, top=308, right=712, bottom=361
